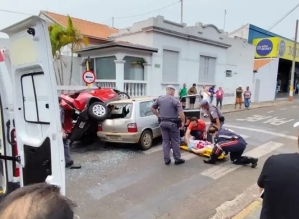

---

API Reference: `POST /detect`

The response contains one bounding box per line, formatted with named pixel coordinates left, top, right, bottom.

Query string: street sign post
left=82, top=70, right=96, bottom=88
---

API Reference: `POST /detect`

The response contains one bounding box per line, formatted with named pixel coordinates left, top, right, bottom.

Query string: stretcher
left=180, top=141, right=226, bottom=160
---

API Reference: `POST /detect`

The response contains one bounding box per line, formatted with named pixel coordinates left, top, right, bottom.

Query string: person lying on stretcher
left=184, top=117, right=207, bottom=145
left=187, top=139, right=214, bottom=154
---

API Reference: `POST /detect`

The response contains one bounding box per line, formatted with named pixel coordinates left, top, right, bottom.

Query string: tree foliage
left=48, top=15, right=89, bottom=85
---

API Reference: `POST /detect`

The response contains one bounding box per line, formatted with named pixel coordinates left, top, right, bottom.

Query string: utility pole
left=112, top=17, right=114, bottom=28
left=290, top=19, right=298, bottom=102
left=223, top=10, right=227, bottom=32
left=180, top=0, right=183, bottom=23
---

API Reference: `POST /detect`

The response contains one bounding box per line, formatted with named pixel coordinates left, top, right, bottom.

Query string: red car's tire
left=88, top=102, right=109, bottom=121
left=117, top=92, right=130, bottom=100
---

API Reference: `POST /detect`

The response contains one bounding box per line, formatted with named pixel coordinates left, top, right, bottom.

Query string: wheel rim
left=143, top=133, right=152, bottom=147
left=119, top=93, right=129, bottom=99
left=92, top=104, right=106, bottom=117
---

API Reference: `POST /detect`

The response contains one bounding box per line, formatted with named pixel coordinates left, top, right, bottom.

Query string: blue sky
left=0, top=0, right=298, bottom=39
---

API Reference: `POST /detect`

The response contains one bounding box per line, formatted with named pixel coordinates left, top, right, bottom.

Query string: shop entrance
left=277, top=58, right=299, bottom=96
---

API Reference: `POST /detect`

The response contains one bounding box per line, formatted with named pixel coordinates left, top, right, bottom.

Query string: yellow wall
left=253, top=37, right=299, bottom=62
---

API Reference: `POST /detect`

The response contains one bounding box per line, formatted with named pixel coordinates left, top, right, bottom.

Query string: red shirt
left=215, top=90, right=224, bottom=98
left=188, top=119, right=206, bottom=131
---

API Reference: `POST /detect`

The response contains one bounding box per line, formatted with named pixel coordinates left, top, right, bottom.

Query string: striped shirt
left=244, top=91, right=251, bottom=99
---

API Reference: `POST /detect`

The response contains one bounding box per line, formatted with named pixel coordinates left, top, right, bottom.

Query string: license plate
left=107, top=135, right=121, bottom=141
left=79, top=122, right=86, bottom=128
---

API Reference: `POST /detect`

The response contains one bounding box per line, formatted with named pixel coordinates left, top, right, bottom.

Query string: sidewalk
left=232, top=199, right=262, bottom=219
left=220, top=99, right=295, bottom=114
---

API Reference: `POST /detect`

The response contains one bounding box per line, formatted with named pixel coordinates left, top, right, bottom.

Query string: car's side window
left=139, top=101, right=154, bottom=117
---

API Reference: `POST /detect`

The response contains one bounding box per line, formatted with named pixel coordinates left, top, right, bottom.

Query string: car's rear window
left=107, top=103, right=133, bottom=119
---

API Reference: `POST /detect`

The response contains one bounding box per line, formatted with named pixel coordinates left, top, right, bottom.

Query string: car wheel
left=88, top=102, right=108, bottom=121
left=139, top=130, right=153, bottom=150
left=118, top=92, right=130, bottom=100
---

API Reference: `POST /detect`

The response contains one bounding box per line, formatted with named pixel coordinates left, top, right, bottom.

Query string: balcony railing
left=124, top=80, right=147, bottom=97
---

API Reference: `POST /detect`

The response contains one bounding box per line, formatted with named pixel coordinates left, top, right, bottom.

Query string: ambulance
left=0, top=16, right=65, bottom=196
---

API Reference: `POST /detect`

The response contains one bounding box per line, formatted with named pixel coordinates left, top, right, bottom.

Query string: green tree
left=48, top=15, right=89, bottom=85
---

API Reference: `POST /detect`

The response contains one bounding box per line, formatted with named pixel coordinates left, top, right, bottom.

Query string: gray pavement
left=66, top=100, right=299, bottom=219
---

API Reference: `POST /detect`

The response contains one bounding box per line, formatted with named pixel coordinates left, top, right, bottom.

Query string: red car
left=60, top=88, right=130, bottom=121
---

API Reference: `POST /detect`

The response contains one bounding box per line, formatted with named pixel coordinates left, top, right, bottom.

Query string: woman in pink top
left=215, top=87, right=224, bottom=109
left=243, top=86, right=251, bottom=109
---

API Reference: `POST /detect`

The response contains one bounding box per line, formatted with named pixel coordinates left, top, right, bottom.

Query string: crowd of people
left=179, top=83, right=252, bottom=111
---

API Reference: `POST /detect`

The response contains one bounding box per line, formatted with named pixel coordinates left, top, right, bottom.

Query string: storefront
left=253, top=37, right=299, bottom=95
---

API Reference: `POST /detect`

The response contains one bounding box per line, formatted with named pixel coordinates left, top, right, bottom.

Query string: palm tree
left=48, top=15, right=89, bottom=85
left=65, top=15, right=89, bottom=85
left=48, top=24, right=69, bottom=85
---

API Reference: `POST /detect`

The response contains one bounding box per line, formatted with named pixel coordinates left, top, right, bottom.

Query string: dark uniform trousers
left=213, top=140, right=247, bottom=162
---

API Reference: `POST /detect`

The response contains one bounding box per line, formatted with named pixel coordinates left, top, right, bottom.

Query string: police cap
left=166, top=85, right=176, bottom=90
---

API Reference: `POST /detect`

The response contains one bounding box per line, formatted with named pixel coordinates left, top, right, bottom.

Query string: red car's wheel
left=88, top=102, right=108, bottom=121
left=117, top=92, right=130, bottom=100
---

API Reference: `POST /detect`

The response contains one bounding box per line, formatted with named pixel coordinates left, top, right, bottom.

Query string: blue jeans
left=244, top=98, right=250, bottom=108
left=190, top=130, right=204, bottom=140
left=209, top=96, right=214, bottom=104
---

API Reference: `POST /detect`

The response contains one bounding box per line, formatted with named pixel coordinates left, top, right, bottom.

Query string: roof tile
left=42, top=11, right=118, bottom=39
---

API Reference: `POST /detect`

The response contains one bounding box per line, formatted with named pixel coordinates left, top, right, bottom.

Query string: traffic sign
left=82, top=70, right=96, bottom=84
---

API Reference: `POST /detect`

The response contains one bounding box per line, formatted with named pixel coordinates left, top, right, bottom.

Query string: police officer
left=200, top=99, right=224, bottom=131
left=151, top=85, right=186, bottom=165
left=204, top=125, right=258, bottom=168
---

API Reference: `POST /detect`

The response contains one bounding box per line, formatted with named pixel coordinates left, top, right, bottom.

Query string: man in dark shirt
left=235, top=85, right=243, bottom=109
left=257, top=146, right=299, bottom=219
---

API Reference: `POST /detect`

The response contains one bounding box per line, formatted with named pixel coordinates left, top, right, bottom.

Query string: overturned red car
left=60, top=87, right=130, bottom=121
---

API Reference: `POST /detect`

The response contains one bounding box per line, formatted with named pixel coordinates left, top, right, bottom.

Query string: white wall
left=228, top=24, right=250, bottom=40
left=254, top=59, right=279, bottom=102
left=220, top=37, right=256, bottom=104
left=53, top=55, right=81, bottom=85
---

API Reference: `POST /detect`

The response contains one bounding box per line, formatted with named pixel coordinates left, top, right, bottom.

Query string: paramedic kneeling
left=203, top=126, right=258, bottom=167
left=185, top=117, right=207, bottom=145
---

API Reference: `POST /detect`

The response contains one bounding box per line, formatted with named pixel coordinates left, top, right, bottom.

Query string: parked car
left=97, top=97, right=161, bottom=150
left=60, top=88, right=130, bottom=121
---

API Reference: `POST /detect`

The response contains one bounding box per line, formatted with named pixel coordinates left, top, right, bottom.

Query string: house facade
left=78, top=16, right=257, bottom=104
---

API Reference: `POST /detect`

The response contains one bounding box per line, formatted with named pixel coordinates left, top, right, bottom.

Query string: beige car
left=97, top=97, right=161, bottom=150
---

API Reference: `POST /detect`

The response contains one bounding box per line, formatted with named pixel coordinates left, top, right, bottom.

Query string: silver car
left=97, top=97, right=161, bottom=150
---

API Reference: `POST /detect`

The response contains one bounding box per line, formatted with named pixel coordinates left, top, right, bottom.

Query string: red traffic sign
left=82, top=70, right=96, bottom=84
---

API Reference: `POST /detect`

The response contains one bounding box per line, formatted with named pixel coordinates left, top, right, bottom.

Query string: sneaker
left=65, top=160, right=74, bottom=168
left=251, top=158, right=258, bottom=168
left=174, top=159, right=185, bottom=165
left=203, top=158, right=216, bottom=164
left=165, top=160, right=171, bottom=165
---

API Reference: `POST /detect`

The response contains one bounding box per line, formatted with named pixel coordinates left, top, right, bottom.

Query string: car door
left=1, top=16, right=65, bottom=194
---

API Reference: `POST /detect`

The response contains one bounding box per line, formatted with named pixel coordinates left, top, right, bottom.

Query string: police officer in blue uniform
left=204, top=125, right=258, bottom=168
left=151, top=85, right=186, bottom=165
left=200, top=99, right=224, bottom=131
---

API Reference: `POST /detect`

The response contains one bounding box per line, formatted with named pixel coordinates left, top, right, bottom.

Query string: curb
left=232, top=199, right=262, bottom=219
left=221, top=101, right=294, bottom=114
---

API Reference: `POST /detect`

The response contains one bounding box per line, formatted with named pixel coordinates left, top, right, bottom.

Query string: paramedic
left=203, top=126, right=258, bottom=167
left=200, top=99, right=224, bottom=130
left=59, top=98, right=74, bottom=168
left=151, top=85, right=186, bottom=165
left=185, top=117, right=207, bottom=145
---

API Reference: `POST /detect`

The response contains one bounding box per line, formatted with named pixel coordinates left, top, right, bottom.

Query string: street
left=66, top=101, right=299, bottom=219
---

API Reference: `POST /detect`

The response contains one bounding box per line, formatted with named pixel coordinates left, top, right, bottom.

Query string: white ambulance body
left=0, top=16, right=65, bottom=196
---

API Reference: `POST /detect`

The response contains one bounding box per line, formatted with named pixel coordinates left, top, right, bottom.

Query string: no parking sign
left=82, top=70, right=96, bottom=84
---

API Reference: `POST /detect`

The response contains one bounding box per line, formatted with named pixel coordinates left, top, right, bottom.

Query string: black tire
left=139, top=130, right=153, bottom=150
left=88, top=102, right=108, bottom=121
left=117, top=92, right=130, bottom=100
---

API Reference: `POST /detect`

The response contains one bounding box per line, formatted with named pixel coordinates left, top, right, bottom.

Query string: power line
left=0, top=9, right=33, bottom=16
left=268, top=3, right=299, bottom=31
left=113, top=1, right=180, bottom=19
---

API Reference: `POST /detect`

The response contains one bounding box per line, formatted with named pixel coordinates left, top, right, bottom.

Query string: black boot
left=250, top=158, right=258, bottom=168
left=175, top=158, right=185, bottom=165
left=204, top=154, right=217, bottom=164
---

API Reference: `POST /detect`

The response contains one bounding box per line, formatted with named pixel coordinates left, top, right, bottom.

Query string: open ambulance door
left=0, top=16, right=66, bottom=195
left=0, top=49, right=18, bottom=196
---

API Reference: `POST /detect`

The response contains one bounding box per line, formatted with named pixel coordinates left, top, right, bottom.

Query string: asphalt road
left=67, top=101, right=299, bottom=219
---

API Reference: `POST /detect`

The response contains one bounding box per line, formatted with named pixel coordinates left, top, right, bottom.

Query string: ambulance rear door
left=1, top=16, right=65, bottom=194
